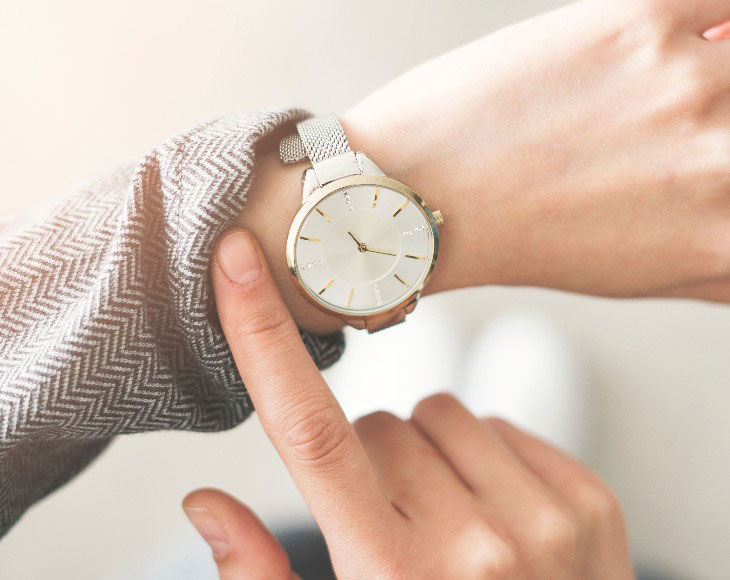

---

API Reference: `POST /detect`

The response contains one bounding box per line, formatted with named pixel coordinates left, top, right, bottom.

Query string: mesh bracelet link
left=279, top=114, right=352, bottom=164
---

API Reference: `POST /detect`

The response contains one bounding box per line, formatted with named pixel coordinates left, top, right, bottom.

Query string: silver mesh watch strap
left=280, top=115, right=352, bottom=164
left=279, top=115, right=362, bottom=187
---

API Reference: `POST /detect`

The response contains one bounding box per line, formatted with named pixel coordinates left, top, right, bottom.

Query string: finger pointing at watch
left=208, top=228, right=396, bottom=569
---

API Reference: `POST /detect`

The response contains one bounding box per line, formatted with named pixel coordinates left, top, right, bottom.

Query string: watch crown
left=433, top=210, right=444, bottom=227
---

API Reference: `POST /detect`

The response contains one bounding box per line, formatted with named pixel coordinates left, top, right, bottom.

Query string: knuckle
left=485, top=416, right=513, bottom=431
left=376, top=522, right=520, bottom=579
left=353, top=410, right=401, bottom=436
left=478, top=536, right=519, bottom=578
left=575, top=479, right=625, bottom=530
left=279, top=402, right=351, bottom=467
left=530, top=505, right=581, bottom=563
left=446, top=519, right=519, bottom=579
left=412, top=392, right=459, bottom=420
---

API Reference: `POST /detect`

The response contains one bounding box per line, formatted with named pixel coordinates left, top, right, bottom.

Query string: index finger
left=211, top=228, right=391, bottom=537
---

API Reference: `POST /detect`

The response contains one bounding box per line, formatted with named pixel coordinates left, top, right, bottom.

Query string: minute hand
left=364, top=247, right=397, bottom=257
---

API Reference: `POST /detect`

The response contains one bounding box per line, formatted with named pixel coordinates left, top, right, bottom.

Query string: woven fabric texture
left=0, top=108, right=345, bottom=537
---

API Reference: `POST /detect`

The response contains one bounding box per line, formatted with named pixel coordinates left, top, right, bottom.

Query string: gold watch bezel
left=286, top=175, right=440, bottom=321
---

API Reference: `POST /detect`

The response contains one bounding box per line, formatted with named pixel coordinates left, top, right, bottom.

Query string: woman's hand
left=342, top=0, right=730, bottom=301
left=182, top=228, right=633, bottom=579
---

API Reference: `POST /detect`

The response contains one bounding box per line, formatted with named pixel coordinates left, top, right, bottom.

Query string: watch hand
left=364, top=247, right=397, bottom=257
left=348, top=231, right=367, bottom=252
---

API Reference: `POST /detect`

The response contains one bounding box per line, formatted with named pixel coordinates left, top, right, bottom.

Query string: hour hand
left=348, top=231, right=367, bottom=252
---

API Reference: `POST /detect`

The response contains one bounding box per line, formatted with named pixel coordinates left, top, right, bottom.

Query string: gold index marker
left=319, top=278, right=334, bottom=295
left=394, top=274, right=409, bottom=287
left=316, top=208, right=333, bottom=222
left=405, top=254, right=426, bottom=260
left=299, top=236, right=321, bottom=242
left=373, top=187, right=380, bottom=208
left=347, top=287, right=355, bottom=308
left=392, top=199, right=408, bottom=218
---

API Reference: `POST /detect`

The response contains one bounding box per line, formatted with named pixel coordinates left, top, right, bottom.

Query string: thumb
left=183, top=488, right=299, bottom=580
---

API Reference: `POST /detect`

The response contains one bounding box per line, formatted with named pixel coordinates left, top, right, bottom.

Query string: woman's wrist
left=236, top=106, right=533, bottom=337
left=237, top=87, right=540, bottom=336
left=340, top=97, right=534, bottom=297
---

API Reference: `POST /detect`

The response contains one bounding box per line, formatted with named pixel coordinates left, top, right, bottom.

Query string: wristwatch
left=280, top=115, right=444, bottom=333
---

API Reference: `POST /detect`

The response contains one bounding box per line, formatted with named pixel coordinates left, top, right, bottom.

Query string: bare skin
left=184, top=230, right=634, bottom=579
left=236, top=0, right=730, bottom=335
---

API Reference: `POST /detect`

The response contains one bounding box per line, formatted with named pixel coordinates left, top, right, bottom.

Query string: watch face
left=288, top=177, right=437, bottom=317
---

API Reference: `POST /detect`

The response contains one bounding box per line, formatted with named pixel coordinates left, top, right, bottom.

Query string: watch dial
left=293, top=184, right=435, bottom=314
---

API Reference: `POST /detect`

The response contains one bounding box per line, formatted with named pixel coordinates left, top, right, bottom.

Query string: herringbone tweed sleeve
left=0, top=108, right=345, bottom=537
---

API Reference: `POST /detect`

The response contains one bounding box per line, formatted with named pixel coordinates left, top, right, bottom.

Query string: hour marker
left=347, top=287, right=355, bottom=308
left=373, top=283, right=384, bottom=306
left=392, top=199, right=408, bottom=218
left=373, top=187, right=380, bottom=208
left=316, top=208, right=333, bottom=222
left=402, top=225, right=427, bottom=237
left=405, top=254, right=426, bottom=260
left=394, top=273, right=409, bottom=287
left=319, top=278, right=334, bottom=295
left=299, top=236, right=321, bottom=242
left=301, top=258, right=325, bottom=271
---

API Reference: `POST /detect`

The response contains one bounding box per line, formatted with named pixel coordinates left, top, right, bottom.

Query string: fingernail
left=184, top=507, right=231, bottom=557
left=217, top=230, right=262, bottom=285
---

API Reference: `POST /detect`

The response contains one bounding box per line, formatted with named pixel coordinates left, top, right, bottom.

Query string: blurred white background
left=1, top=1, right=729, bottom=578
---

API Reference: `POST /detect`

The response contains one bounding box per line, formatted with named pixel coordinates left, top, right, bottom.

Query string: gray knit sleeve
left=0, top=109, right=345, bottom=537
